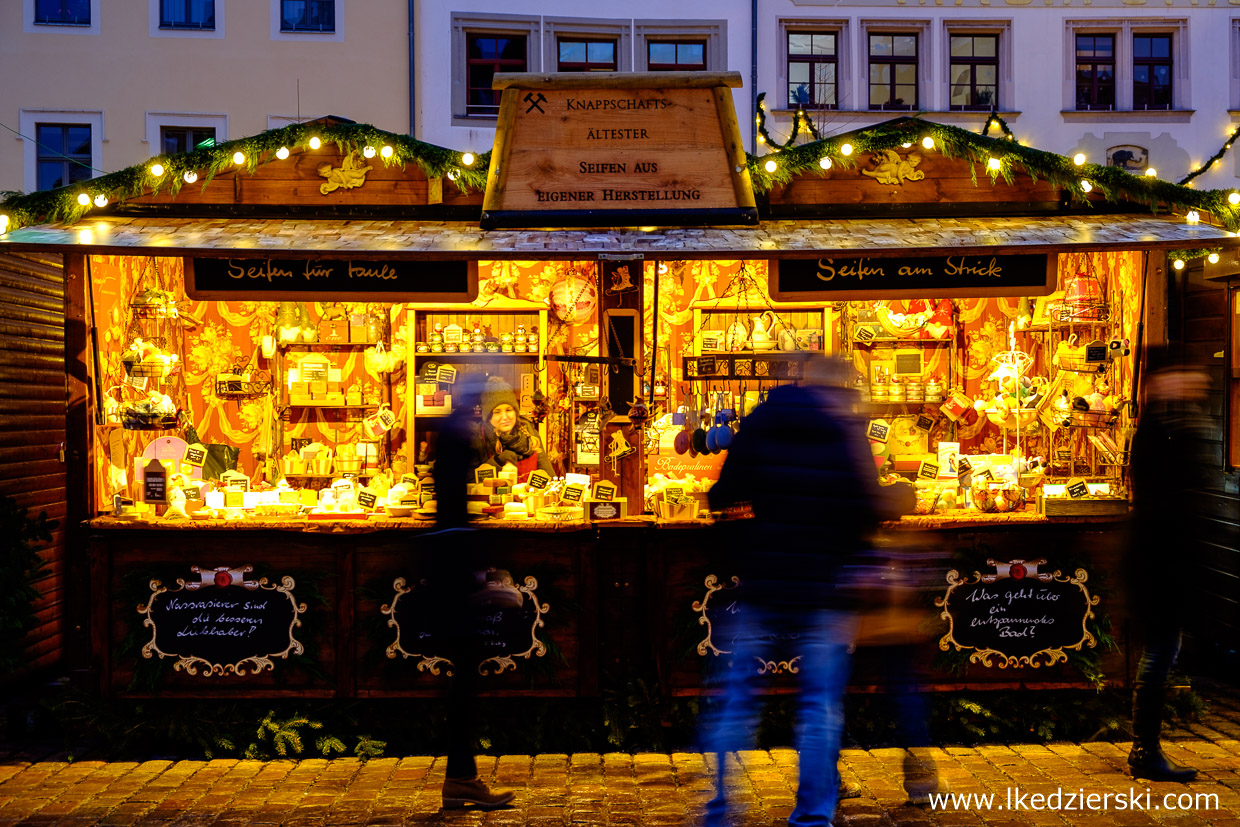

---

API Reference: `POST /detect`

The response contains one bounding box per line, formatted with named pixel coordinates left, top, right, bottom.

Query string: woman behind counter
left=475, top=376, right=552, bottom=480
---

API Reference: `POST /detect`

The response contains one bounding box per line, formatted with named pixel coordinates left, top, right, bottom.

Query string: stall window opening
left=558, top=38, right=617, bottom=72
left=467, top=35, right=528, bottom=116
left=1133, top=34, right=1172, bottom=110
left=35, top=0, right=89, bottom=24
left=1076, top=34, right=1116, bottom=110
left=281, top=0, right=334, bottom=32
left=648, top=40, right=707, bottom=71
left=161, top=126, right=217, bottom=156
left=949, top=34, right=998, bottom=110
left=788, top=32, right=838, bottom=109
left=161, top=0, right=213, bottom=29
left=36, top=123, right=92, bottom=192
left=869, top=33, right=918, bottom=110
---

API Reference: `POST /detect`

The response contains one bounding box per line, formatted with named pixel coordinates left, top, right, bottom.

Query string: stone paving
left=0, top=688, right=1238, bottom=827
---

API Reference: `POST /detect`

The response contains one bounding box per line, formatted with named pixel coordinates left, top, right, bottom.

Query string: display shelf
left=215, top=377, right=273, bottom=399
left=279, top=341, right=379, bottom=350
left=413, top=351, right=539, bottom=360
left=121, top=415, right=180, bottom=431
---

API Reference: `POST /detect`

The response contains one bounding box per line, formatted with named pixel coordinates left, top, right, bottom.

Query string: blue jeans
left=704, top=605, right=855, bottom=827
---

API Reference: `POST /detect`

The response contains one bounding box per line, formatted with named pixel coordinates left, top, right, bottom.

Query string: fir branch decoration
left=1179, top=122, right=1240, bottom=186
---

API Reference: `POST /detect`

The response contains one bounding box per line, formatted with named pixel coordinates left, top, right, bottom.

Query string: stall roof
left=1, top=213, right=1233, bottom=259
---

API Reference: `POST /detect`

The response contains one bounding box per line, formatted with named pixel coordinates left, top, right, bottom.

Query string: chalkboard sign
left=187, top=257, right=478, bottom=302
left=936, top=559, right=1099, bottom=667
left=694, top=574, right=803, bottom=676
left=771, top=255, right=1055, bottom=301
left=143, top=459, right=168, bottom=505
left=138, top=567, right=306, bottom=676
left=382, top=574, right=549, bottom=676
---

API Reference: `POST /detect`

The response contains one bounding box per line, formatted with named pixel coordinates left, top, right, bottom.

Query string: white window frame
left=149, top=0, right=224, bottom=39
left=942, top=20, right=1012, bottom=113
left=860, top=19, right=932, bottom=112
left=450, top=12, right=541, bottom=126
left=633, top=19, right=728, bottom=72
left=545, top=17, right=633, bottom=73
left=1231, top=18, right=1240, bottom=112
left=270, top=0, right=345, bottom=43
left=777, top=19, right=852, bottom=112
left=145, top=113, right=229, bottom=157
left=19, top=109, right=105, bottom=193
left=24, top=0, right=101, bottom=35
left=1063, top=18, right=1189, bottom=113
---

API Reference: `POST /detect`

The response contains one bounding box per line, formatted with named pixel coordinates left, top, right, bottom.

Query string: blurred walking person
left=1125, top=346, right=1209, bottom=782
left=704, top=355, right=881, bottom=827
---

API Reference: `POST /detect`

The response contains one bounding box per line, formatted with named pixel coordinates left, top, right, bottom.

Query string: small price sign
left=185, top=444, right=207, bottom=467
left=401, top=473, right=420, bottom=487
left=527, top=470, right=551, bottom=490
left=867, top=420, right=890, bottom=444
left=1067, top=479, right=1089, bottom=498
left=917, top=460, right=940, bottom=480
left=592, top=481, right=617, bottom=501
left=420, top=481, right=436, bottom=499
left=357, top=491, right=378, bottom=510
left=474, top=466, right=496, bottom=483
left=914, top=414, right=935, bottom=432
left=856, top=327, right=876, bottom=343
left=561, top=483, right=586, bottom=503
left=143, top=459, right=168, bottom=505
left=437, top=365, right=457, bottom=385
left=223, top=490, right=245, bottom=509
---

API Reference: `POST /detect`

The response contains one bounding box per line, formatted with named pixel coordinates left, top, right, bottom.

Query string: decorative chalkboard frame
left=381, top=573, right=549, bottom=676
left=138, top=566, right=306, bottom=677
left=935, top=558, right=1100, bottom=668
left=693, top=574, right=802, bottom=676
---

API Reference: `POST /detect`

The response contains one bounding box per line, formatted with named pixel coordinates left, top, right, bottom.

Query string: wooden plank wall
left=0, top=251, right=67, bottom=678
left=1172, top=264, right=1240, bottom=651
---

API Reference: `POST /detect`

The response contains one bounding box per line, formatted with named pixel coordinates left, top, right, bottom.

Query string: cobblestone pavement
left=0, top=686, right=1237, bottom=827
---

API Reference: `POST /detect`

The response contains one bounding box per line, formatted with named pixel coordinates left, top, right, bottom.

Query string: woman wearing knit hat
left=476, top=375, right=552, bottom=479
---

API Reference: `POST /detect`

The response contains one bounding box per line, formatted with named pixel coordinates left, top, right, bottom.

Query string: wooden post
left=64, top=252, right=96, bottom=686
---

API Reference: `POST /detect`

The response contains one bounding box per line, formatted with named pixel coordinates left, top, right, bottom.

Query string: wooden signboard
left=481, top=72, right=758, bottom=228
left=187, top=257, right=478, bottom=302
left=936, top=558, right=1099, bottom=668
left=771, top=254, right=1056, bottom=301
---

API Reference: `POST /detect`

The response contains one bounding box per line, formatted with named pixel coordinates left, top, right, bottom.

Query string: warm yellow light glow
left=764, top=159, right=778, bottom=173
left=447, top=170, right=459, bottom=181
left=987, top=157, right=1001, bottom=171
left=183, top=171, right=198, bottom=184
left=1081, top=180, right=1093, bottom=193
left=462, top=152, right=475, bottom=166
left=0, top=215, right=9, bottom=233
left=78, top=229, right=93, bottom=244
left=901, top=142, right=912, bottom=149
left=77, top=193, right=90, bottom=206
left=308, top=136, right=322, bottom=150
left=819, top=157, right=832, bottom=170
left=363, top=146, right=376, bottom=159
left=638, top=226, right=656, bottom=233
left=149, top=163, right=164, bottom=177
left=1073, top=153, right=1086, bottom=166
left=1173, top=258, right=1185, bottom=270
left=757, top=134, right=766, bottom=144
left=276, top=147, right=290, bottom=160
left=1209, top=253, right=1221, bottom=264
left=922, top=136, right=934, bottom=149
left=1145, top=167, right=1157, bottom=177
left=381, top=145, right=394, bottom=158
left=1186, top=210, right=1201, bottom=225
left=93, top=194, right=108, bottom=208
left=232, top=151, right=245, bottom=165
left=840, top=143, right=853, bottom=156
left=1229, top=191, right=1240, bottom=205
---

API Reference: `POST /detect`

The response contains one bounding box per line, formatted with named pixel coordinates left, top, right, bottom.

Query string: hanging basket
left=1061, top=266, right=1109, bottom=323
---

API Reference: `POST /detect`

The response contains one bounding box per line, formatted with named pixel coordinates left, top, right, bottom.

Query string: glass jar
left=888, top=382, right=906, bottom=402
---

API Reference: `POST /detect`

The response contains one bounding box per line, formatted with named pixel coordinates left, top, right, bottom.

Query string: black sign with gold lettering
left=187, top=258, right=477, bottom=302
left=772, top=255, right=1055, bottom=300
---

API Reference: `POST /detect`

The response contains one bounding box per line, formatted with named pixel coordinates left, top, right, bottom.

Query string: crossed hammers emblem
left=523, top=92, right=547, bottom=114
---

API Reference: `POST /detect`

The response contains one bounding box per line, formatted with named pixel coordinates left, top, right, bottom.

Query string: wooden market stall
left=2, top=78, right=1238, bottom=699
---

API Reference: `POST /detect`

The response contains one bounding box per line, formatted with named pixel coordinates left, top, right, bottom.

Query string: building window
left=558, top=38, right=617, bottom=72
left=160, top=0, right=213, bottom=29
left=1076, top=34, right=1116, bottom=110
left=949, top=35, right=997, bottom=110
left=160, top=126, right=217, bottom=155
left=36, top=124, right=92, bottom=191
left=35, top=0, right=90, bottom=24
left=869, top=33, right=918, bottom=110
left=788, top=32, right=837, bottom=109
left=1133, top=34, right=1172, bottom=110
left=647, top=40, right=707, bottom=71
left=281, top=0, right=332, bottom=32
left=466, top=34, right=527, bottom=117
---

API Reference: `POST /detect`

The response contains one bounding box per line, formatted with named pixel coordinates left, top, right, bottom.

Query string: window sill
left=34, top=20, right=91, bottom=26
left=1060, top=109, right=1195, bottom=122
left=280, top=28, right=336, bottom=34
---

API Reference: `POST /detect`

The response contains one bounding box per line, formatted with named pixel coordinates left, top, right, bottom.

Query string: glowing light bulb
left=1081, top=180, right=1093, bottom=193
left=1073, top=153, right=1086, bottom=166
left=462, top=152, right=475, bottom=166
left=93, top=194, right=108, bottom=208
left=381, top=145, right=393, bottom=158
left=1209, top=253, right=1220, bottom=264
left=447, top=170, right=459, bottom=181
left=0, top=215, right=9, bottom=233
left=764, top=159, right=778, bottom=173
left=149, top=163, right=165, bottom=178
left=1173, top=258, right=1185, bottom=270
left=363, top=146, right=376, bottom=159
left=1145, top=167, right=1157, bottom=177
left=922, top=136, right=934, bottom=149
left=757, top=134, right=767, bottom=144
left=988, top=157, right=1001, bottom=171
left=840, top=143, right=853, bottom=156
left=276, top=147, right=290, bottom=160
left=183, top=171, right=198, bottom=184
left=308, top=136, right=321, bottom=150
left=901, top=142, right=912, bottom=149
left=77, top=193, right=90, bottom=206
left=819, top=157, right=832, bottom=170
left=1229, top=192, right=1239, bottom=205
left=233, top=151, right=245, bottom=165
left=1186, top=210, right=1201, bottom=225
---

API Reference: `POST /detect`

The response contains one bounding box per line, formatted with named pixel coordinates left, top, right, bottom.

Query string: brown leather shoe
left=442, top=776, right=516, bottom=810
